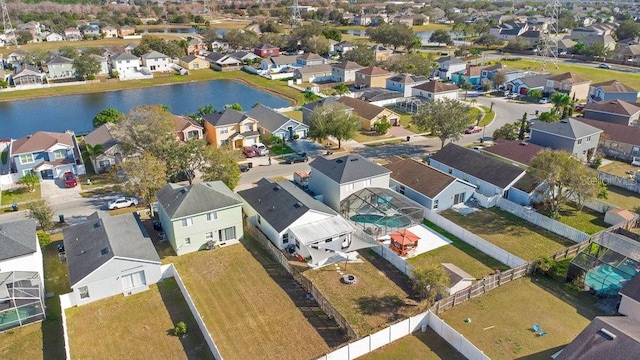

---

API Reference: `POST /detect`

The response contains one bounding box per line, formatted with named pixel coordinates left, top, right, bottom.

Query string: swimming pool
left=584, top=262, right=637, bottom=295
left=350, top=214, right=412, bottom=228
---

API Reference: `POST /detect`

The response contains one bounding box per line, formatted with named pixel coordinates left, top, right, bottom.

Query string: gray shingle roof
left=619, top=273, right=640, bottom=302
left=112, top=52, right=139, bottom=61
left=62, top=212, right=160, bottom=286
left=84, top=123, right=118, bottom=150
left=202, top=109, right=249, bottom=127
left=430, top=144, right=525, bottom=188
left=514, top=73, right=551, bottom=88
left=247, top=104, right=300, bottom=133
left=0, top=219, right=37, bottom=261
left=302, top=97, right=352, bottom=114
left=555, top=316, right=640, bottom=360
left=141, top=50, right=169, bottom=59
left=530, top=118, right=603, bottom=140
left=238, top=179, right=336, bottom=232
left=46, top=55, right=73, bottom=65
left=309, top=154, right=391, bottom=184
left=156, top=181, right=243, bottom=220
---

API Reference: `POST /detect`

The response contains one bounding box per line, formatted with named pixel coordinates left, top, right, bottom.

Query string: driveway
left=287, top=139, right=325, bottom=157
left=40, top=178, right=83, bottom=203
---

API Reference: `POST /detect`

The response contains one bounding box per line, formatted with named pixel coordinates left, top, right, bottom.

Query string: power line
left=538, top=0, right=560, bottom=70
left=290, top=0, right=301, bottom=29
left=1, top=0, right=18, bottom=48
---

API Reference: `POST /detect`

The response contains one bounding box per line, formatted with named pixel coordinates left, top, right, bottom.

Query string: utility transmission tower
left=537, top=0, right=560, bottom=69
left=290, top=0, right=301, bottom=29
left=1, top=0, right=18, bottom=48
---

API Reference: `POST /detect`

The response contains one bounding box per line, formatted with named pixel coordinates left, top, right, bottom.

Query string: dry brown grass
left=66, top=279, right=213, bottom=360
left=599, top=159, right=639, bottom=178
left=172, top=239, right=347, bottom=360
left=358, top=328, right=465, bottom=360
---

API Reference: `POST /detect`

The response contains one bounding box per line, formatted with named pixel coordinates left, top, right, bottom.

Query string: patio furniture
left=537, top=331, right=547, bottom=337
left=532, top=324, right=540, bottom=332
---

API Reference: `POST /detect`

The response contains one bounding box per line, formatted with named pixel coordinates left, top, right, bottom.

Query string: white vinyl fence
left=317, top=311, right=489, bottom=360
left=59, top=293, right=75, bottom=360
left=496, top=198, right=590, bottom=243
left=597, top=171, right=640, bottom=194
left=424, top=209, right=527, bottom=267
left=370, top=243, right=417, bottom=279
left=472, top=192, right=500, bottom=208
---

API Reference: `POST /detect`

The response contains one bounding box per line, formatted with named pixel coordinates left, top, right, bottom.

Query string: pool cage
left=567, top=239, right=640, bottom=297
left=394, top=97, right=430, bottom=114
left=340, top=187, right=424, bottom=238
left=0, top=271, right=46, bottom=332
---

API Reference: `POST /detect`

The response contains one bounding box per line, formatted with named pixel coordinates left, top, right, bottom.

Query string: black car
left=239, top=164, right=250, bottom=172
left=169, top=170, right=195, bottom=183
left=284, top=152, right=308, bottom=164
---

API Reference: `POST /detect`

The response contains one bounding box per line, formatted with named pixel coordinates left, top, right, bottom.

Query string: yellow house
left=355, top=66, right=393, bottom=89
left=202, top=109, right=260, bottom=149
left=336, top=96, right=401, bottom=131
left=544, top=72, right=592, bottom=101
left=178, top=54, right=209, bottom=70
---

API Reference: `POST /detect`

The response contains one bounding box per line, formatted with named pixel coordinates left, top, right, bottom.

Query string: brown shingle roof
left=591, top=80, right=638, bottom=93
left=11, top=131, right=74, bottom=155
left=297, top=53, right=323, bottom=61
left=578, top=118, right=640, bottom=146
left=464, top=65, right=488, bottom=77
left=382, top=158, right=460, bottom=198
left=332, top=60, right=365, bottom=70
left=482, top=140, right=547, bottom=166
left=584, top=99, right=640, bottom=116
left=174, top=115, right=202, bottom=133
left=547, top=72, right=590, bottom=84
left=336, top=96, right=388, bottom=120
left=412, top=80, right=459, bottom=93
left=357, top=66, right=391, bottom=76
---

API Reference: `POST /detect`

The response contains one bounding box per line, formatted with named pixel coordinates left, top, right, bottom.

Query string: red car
left=243, top=146, right=257, bottom=158
left=63, top=172, right=77, bottom=188
left=465, top=126, right=483, bottom=134
left=575, top=104, right=586, bottom=112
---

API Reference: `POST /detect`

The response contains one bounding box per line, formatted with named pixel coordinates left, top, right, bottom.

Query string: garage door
left=244, top=138, right=256, bottom=146
left=122, top=271, right=146, bottom=291
left=296, top=130, right=307, bottom=139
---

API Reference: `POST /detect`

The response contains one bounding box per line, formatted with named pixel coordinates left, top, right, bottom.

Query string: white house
left=619, top=273, right=640, bottom=321
left=0, top=219, right=46, bottom=331
left=45, top=32, right=64, bottom=42
left=62, top=212, right=161, bottom=306
left=308, top=154, right=392, bottom=211
left=89, top=54, right=110, bottom=75
left=140, top=51, right=171, bottom=72
left=331, top=61, right=365, bottom=83
left=435, top=57, right=467, bottom=80
left=411, top=80, right=459, bottom=101
left=247, top=104, right=309, bottom=141
left=111, top=52, right=141, bottom=79
left=83, top=123, right=123, bottom=173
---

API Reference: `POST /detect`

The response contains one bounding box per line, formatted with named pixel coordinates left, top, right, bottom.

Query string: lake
left=0, top=80, right=291, bottom=139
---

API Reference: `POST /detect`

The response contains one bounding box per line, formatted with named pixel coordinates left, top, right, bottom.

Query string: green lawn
left=439, top=276, right=603, bottom=359
left=364, top=139, right=405, bottom=147
left=303, top=249, right=424, bottom=337
left=408, top=220, right=509, bottom=280
left=284, top=110, right=303, bottom=121
left=172, top=238, right=346, bottom=360
left=441, top=208, right=575, bottom=261
left=1, top=185, right=42, bottom=205
left=352, top=131, right=393, bottom=144
left=605, top=186, right=640, bottom=213
left=359, top=328, right=465, bottom=360
left=478, top=106, right=495, bottom=126
left=269, top=143, right=294, bottom=155
left=67, top=279, right=213, bottom=360
left=599, top=159, right=638, bottom=178
left=558, top=203, right=609, bottom=235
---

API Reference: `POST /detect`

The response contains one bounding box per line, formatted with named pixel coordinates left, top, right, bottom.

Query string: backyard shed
left=605, top=208, right=637, bottom=226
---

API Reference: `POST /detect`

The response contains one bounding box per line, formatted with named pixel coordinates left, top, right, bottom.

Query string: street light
left=481, top=126, right=486, bottom=143
left=490, top=101, right=495, bottom=113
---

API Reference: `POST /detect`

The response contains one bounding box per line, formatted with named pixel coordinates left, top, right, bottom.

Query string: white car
left=252, top=142, right=269, bottom=156
left=539, top=97, right=550, bottom=104
left=107, top=197, right=139, bottom=210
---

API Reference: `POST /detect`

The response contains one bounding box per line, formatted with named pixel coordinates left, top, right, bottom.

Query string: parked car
left=169, top=170, right=195, bottom=183
left=283, top=152, right=309, bottom=164
left=63, top=172, right=77, bottom=188
left=575, top=103, right=586, bottom=112
left=239, top=164, right=250, bottom=172
left=508, top=93, right=519, bottom=99
left=252, top=143, right=269, bottom=156
left=465, top=126, right=483, bottom=134
left=107, top=197, right=138, bottom=210
left=598, top=63, right=612, bottom=69
left=243, top=146, right=258, bottom=158
left=539, top=97, right=549, bottom=104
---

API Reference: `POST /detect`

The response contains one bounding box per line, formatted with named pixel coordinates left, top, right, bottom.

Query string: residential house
left=187, top=38, right=207, bottom=56
left=260, top=55, right=298, bottom=72
left=331, top=61, right=365, bottom=83
left=336, top=96, right=401, bottom=129
left=229, top=51, right=260, bottom=63
left=296, top=53, right=326, bottom=66
left=89, top=54, right=109, bottom=75
left=123, top=43, right=137, bottom=53
left=451, top=65, right=487, bottom=86
left=506, top=73, right=551, bottom=95
left=174, top=115, right=203, bottom=141
left=371, top=45, right=393, bottom=62
left=386, top=73, right=429, bottom=97
left=82, top=25, right=100, bottom=38
left=545, top=72, right=592, bottom=100
left=202, top=109, right=259, bottom=149
left=44, top=55, right=75, bottom=79
left=10, top=131, right=84, bottom=179
left=140, top=51, right=171, bottom=72
left=619, top=273, right=640, bottom=320
left=18, top=21, right=42, bottom=37
left=435, top=57, right=467, bottom=81
left=45, top=32, right=64, bottom=42
left=6, top=49, right=27, bottom=68
left=111, top=52, right=141, bottom=79
left=239, top=179, right=356, bottom=267
left=0, top=219, right=45, bottom=331
left=64, top=27, right=82, bottom=41
left=429, top=143, right=526, bottom=197
left=579, top=34, right=617, bottom=52
left=11, top=65, right=45, bottom=87
left=178, top=54, right=209, bottom=70
left=583, top=99, right=640, bottom=126
left=334, top=41, right=355, bottom=54
left=211, top=39, right=229, bottom=51
left=352, top=15, right=373, bottom=26
left=62, top=212, right=161, bottom=306
left=480, top=64, right=526, bottom=87
left=301, top=97, right=352, bottom=124
left=308, top=154, right=391, bottom=211
left=156, top=182, right=244, bottom=255
left=355, top=66, right=392, bottom=89
left=412, top=81, right=459, bottom=101
left=529, top=118, right=603, bottom=161
left=253, top=43, right=280, bottom=57
left=393, top=16, right=414, bottom=26
left=489, top=22, right=528, bottom=40
left=555, top=316, right=640, bottom=360
left=578, top=118, right=640, bottom=162
left=383, top=157, right=476, bottom=211
left=101, top=26, right=118, bottom=38
left=328, top=39, right=338, bottom=54
left=519, top=30, right=541, bottom=46
left=482, top=140, right=546, bottom=167
left=247, top=104, right=309, bottom=141
left=83, top=123, right=122, bottom=173
left=614, top=44, right=640, bottom=63
left=557, top=38, right=578, bottom=53
left=118, top=26, right=135, bottom=37
left=205, top=52, right=242, bottom=71
left=588, top=80, right=639, bottom=104
left=443, top=263, right=475, bottom=295
left=293, top=64, right=333, bottom=83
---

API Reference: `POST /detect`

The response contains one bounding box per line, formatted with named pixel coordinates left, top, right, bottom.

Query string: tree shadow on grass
left=529, top=274, right=606, bottom=320
left=359, top=249, right=416, bottom=297
left=239, top=237, right=349, bottom=349
left=515, top=345, right=564, bottom=360
left=356, top=294, right=406, bottom=323
left=157, top=278, right=215, bottom=360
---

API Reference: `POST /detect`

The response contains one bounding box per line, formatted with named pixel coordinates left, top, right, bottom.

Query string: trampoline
left=584, top=261, right=638, bottom=296
left=350, top=214, right=412, bottom=228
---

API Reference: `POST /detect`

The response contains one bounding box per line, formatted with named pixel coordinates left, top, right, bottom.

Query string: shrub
left=37, top=231, right=51, bottom=248
left=535, top=256, right=554, bottom=275
left=174, top=321, right=187, bottom=336
left=373, top=121, right=391, bottom=135
left=590, top=156, right=602, bottom=169
left=292, top=134, right=300, bottom=140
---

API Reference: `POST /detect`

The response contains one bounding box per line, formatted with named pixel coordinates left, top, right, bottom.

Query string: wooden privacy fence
left=245, top=225, right=358, bottom=339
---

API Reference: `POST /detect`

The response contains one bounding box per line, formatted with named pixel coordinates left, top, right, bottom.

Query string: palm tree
left=550, top=93, right=570, bottom=117
left=458, top=78, right=472, bottom=101
left=84, top=143, right=104, bottom=173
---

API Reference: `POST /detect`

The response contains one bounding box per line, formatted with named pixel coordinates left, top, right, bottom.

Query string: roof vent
left=598, top=328, right=617, bottom=341
left=100, top=247, right=109, bottom=256
left=336, top=159, right=344, bottom=163
left=93, top=222, right=101, bottom=228
left=273, top=186, right=280, bottom=191
left=293, top=202, right=302, bottom=208
left=350, top=158, right=359, bottom=162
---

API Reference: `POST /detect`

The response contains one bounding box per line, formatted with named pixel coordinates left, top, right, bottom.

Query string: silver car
left=107, top=197, right=139, bottom=210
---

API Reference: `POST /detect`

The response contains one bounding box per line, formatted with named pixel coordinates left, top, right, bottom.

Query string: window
left=79, top=286, right=89, bottom=299
left=205, top=232, right=214, bottom=241
left=586, top=136, right=591, bottom=142
left=448, top=169, right=453, bottom=174
left=220, top=139, right=229, bottom=146
left=206, top=212, right=217, bottom=221
left=577, top=139, right=582, bottom=145
left=295, top=239, right=300, bottom=249
left=453, top=193, right=465, bottom=205
left=53, top=149, right=66, bottom=159
left=245, top=124, right=252, bottom=132
left=181, top=217, right=193, bottom=227
left=632, top=146, right=640, bottom=156
left=218, top=227, right=236, bottom=241
left=346, top=183, right=355, bottom=191
left=398, top=185, right=405, bottom=195
left=184, top=237, right=191, bottom=245
left=282, top=233, right=289, bottom=244
left=257, top=215, right=261, bottom=224
left=433, top=200, right=439, bottom=210
left=19, top=154, right=34, bottom=164
left=220, top=127, right=229, bottom=134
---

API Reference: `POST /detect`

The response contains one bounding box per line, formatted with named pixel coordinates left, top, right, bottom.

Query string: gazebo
left=389, top=228, right=419, bottom=257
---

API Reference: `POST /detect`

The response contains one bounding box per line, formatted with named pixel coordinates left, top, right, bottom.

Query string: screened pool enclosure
left=0, top=271, right=45, bottom=332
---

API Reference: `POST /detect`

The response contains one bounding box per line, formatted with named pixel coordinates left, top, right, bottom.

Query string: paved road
left=482, top=51, right=640, bottom=74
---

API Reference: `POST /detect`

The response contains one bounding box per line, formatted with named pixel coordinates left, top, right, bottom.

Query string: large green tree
left=133, top=35, right=184, bottom=58
left=412, top=99, right=474, bottom=149
left=59, top=46, right=79, bottom=60
left=26, top=200, right=55, bottom=231
left=367, top=24, right=419, bottom=50
left=381, top=52, right=436, bottom=77
left=616, top=20, right=640, bottom=40
left=167, top=140, right=209, bottom=185
left=73, top=53, right=101, bottom=80
left=93, top=108, right=124, bottom=128
left=113, top=105, right=176, bottom=160
left=342, top=44, right=376, bottom=67
left=412, top=265, right=450, bottom=302
left=307, top=103, right=360, bottom=149
left=492, top=122, right=520, bottom=141
left=429, top=29, right=453, bottom=46
left=201, top=147, right=242, bottom=190
left=119, top=152, right=167, bottom=204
